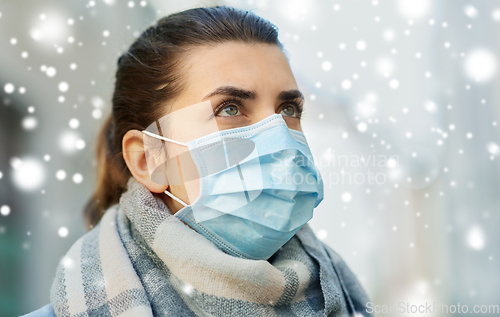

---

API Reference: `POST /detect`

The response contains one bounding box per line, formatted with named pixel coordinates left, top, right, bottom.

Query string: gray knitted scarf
left=50, top=178, right=372, bottom=316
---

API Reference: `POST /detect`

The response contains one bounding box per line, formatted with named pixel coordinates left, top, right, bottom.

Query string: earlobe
left=122, top=130, right=169, bottom=193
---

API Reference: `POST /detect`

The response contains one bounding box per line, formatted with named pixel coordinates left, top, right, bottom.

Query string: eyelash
left=213, top=96, right=304, bottom=118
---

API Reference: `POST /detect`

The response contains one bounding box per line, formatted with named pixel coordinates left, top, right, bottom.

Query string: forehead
left=178, top=42, right=297, bottom=103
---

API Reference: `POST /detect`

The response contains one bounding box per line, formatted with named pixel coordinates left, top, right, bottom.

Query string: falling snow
left=341, top=192, right=352, bottom=202
left=11, top=158, right=45, bottom=191
left=0, top=205, right=11, bottom=216
left=464, top=49, right=497, bottom=82
left=58, top=227, right=69, bottom=237
left=1, top=1, right=500, bottom=314
left=58, top=82, right=69, bottom=92
left=72, top=173, right=83, bottom=184
left=46, top=66, right=57, bottom=77
left=22, top=117, right=38, bottom=130
left=69, top=118, right=79, bottom=129
left=4, top=83, right=15, bottom=94
left=56, top=170, right=67, bottom=180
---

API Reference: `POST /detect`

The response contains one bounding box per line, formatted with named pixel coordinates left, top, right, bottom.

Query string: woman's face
left=126, top=41, right=305, bottom=214
left=165, top=42, right=304, bottom=211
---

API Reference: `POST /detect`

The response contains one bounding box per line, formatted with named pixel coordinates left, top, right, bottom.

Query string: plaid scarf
left=50, top=178, right=371, bottom=316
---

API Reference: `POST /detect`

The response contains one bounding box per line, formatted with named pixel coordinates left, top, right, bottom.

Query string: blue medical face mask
left=142, top=114, right=324, bottom=260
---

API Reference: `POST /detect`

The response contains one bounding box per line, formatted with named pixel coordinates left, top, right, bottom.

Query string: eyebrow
left=201, top=85, right=304, bottom=102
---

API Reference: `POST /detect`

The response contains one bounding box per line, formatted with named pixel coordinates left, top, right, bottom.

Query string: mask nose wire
left=141, top=127, right=189, bottom=208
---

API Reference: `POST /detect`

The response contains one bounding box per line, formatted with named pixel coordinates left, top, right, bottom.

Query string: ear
left=122, top=129, right=168, bottom=193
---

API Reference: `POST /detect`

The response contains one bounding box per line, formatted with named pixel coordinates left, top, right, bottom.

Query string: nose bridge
left=251, top=94, right=279, bottom=124
left=253, top=108, right=278, bottom=124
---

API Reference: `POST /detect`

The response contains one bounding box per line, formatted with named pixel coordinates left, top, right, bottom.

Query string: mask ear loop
left=163, top=189, right=188, bottom=207
left=142, top=130, right=188, bottom=146
left=142, top=129, right=189, bottom=207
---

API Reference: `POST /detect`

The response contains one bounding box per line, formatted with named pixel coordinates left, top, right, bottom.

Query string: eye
left=217, top=104, right=241, bottom=117
left=281, top=105, right=295, bottom=117
left=280, top=104, right=303, bottom=118
left=214, top=97, right=244, bottom=117
left=280, top=100, right=303, bottom=118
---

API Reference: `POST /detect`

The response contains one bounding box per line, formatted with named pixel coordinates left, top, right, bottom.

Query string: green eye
left=219, top=105, right=240, bottom=116
left=281, top=105, right=296, bottom=117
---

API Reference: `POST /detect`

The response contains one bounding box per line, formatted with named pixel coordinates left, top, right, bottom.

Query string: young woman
left=24, top=5, right=372, bottom=317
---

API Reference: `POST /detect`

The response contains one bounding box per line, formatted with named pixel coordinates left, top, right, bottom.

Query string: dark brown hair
left=83, top=5, right=284, bottom=230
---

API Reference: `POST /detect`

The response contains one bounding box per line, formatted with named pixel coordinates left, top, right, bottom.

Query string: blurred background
left=1, top=0, right=499, bottom=316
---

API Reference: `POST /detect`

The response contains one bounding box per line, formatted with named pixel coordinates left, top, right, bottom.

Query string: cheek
left=167, top=149, right=201, bottom=204
left=168, top=178, right=200, bottom=206
left=183, top=178, right=200, bottom=205
left=283, top=117, right=302, bottom=132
